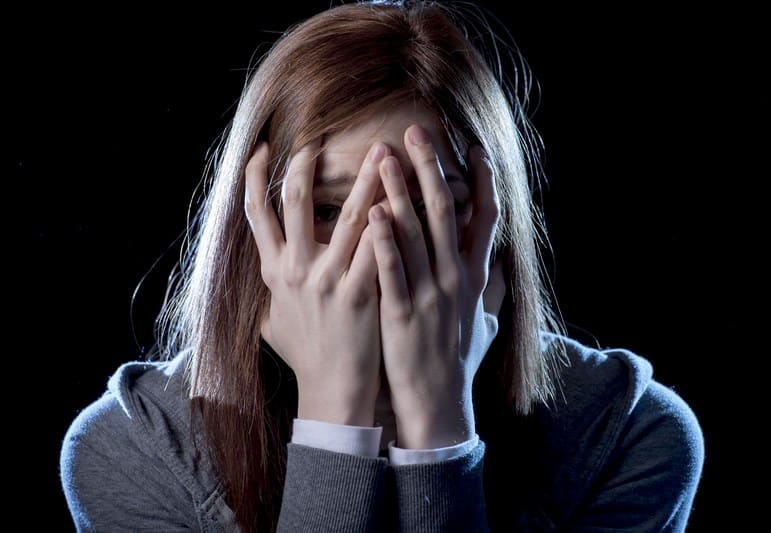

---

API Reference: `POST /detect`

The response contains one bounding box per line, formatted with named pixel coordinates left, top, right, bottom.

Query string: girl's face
left=311, top=102, right=473, bottom=245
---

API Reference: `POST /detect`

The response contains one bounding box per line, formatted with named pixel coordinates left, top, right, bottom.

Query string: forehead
left=315, top=102, right=463, bottom=186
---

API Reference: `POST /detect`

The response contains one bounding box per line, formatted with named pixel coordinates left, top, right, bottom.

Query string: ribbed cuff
left=278, top=443, right=388, bottom=531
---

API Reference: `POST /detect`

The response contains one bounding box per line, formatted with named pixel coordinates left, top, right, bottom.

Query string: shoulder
left=541, top=331, right=702, bottom=450
left=532, top=332, right=704, bottom=528
left=61, top=352, right=192, bottom=462
left=60, top=350, right=236, bottom=530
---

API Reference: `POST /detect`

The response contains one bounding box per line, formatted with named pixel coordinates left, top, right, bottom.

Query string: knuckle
left=283, top=185, right=306, bottom=208
left=312, top=270, right=336, bottom=295
left=388, top=303, right=413, bottom=322
left=489, top=200, right=501, bottom=220
left=358, top=168, right=378, bottom=186
left=417, top=290, right=440, bottom=313
left=431, top=191, right=454, bottom=217
left=345, top=286, right=372, bottom=308
left=402, top=221, right=424, bottom=245
left=479, top=203, right=500, bottom=226
left=381, top=252, right=402, bottom=274
left=441, top=270, right=460, bottom=292
left=339, top=204, right=366, bottom=227
left=282, top=263, right=307, bottom=287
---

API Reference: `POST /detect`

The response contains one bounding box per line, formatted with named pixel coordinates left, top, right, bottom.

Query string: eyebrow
left=314, top=174, right=356, bottom=188
left=315, top=172, right=467, bottom=188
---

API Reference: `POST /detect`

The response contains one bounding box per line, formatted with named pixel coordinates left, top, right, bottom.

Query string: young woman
left=60, top=1, right=704, bottom=531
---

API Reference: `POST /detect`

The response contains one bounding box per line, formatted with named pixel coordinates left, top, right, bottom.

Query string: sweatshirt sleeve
left=390, top=438, right=491, bottom=532
left=277, top=443, right=389, bottom=532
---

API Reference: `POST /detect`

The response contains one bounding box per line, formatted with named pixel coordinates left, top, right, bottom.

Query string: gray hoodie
left=60, top=333, right=704, bottom=531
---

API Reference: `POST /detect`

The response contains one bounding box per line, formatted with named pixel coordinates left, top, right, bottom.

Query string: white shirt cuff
left=291, top=418, right=382, bottom=458
left=388, top=434, right=480, bottom=465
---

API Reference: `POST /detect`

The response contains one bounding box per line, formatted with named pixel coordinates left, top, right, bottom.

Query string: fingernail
left=408, top=125, right=430, bottom=145
left=369, top=142, right=386, bottom=163
left=370, top=205, right=386, bottom=221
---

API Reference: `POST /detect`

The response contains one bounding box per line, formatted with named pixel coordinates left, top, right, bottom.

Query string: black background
left=13, top=1, right=754, bottom=530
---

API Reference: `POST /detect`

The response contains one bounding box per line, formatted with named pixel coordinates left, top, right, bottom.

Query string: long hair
left=156, top=1, right=566, bottom=530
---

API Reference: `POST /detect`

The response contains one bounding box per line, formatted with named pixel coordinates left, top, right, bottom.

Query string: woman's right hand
left=244, top=140, right=386, bottom=427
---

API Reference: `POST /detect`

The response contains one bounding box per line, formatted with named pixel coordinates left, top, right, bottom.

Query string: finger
left=281, top=139, right=321, bottom=259
left=466, top=145, right=500, bottom=293
left=347, top=225, right=378, bottom=293
left=378, top=155, right=432, bottom=291
left=348, top=198, right=393, bottom=283
left=404, top=124, right=461, bottom=291
left=326, top=142, right=388, bottom=275
left=369, top=204, right=412, bottom=318
left=244, top=141, right=283, bottom=259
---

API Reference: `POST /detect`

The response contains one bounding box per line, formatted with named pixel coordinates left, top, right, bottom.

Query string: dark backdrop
left=13, top=1, right=751, bottom=530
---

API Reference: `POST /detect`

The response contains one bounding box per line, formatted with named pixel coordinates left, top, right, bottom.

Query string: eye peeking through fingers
left=410, top=179, right=472, bottom=224
left=314, top=202, right=342, bottom=225
left=412, top=196, right=471, bottom=219
left=314, top=188, right=471, bottom=230
left=312, top=200, right=345, bottom=244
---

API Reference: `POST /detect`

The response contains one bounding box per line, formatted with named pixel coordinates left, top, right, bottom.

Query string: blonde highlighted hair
left=156, top=1, right=565, bottom=529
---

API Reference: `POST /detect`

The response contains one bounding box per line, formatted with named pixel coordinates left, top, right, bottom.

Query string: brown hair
left=156, top=1, right=565, bottom=530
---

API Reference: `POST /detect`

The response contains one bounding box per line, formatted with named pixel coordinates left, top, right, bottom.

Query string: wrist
left=394, top=396, right=475, bottom=449
left=297, top=380, right=378, bottom=427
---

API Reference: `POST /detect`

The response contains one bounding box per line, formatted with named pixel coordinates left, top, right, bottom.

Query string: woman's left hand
left=369, top=124, right=505, bottom=449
